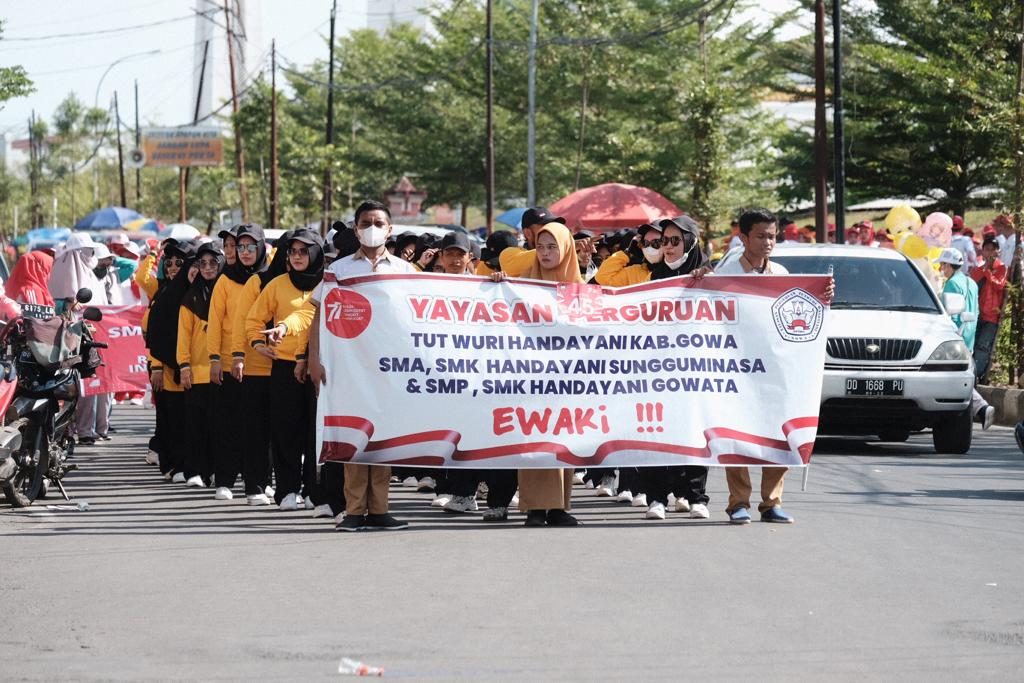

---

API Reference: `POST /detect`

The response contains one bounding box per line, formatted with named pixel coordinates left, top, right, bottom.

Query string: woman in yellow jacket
left=245, top=229, right=322, bottom=512
left=206, top=224, right=269, bottom=502
left=228, top=232, right=292, bottom=505
left=177, top=242, right=224, bottom=488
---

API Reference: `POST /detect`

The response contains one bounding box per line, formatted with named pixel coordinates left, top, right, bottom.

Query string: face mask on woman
left=643, top=246, right=663, bottom=263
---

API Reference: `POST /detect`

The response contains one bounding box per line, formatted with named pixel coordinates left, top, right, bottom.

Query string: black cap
left=234, top=223, right=265, bottom=243
left=218, top=226, right=237, bottom=241
left=637, top=223, right=662, bottom=237
left=288, top=228, right=325, bottom=247
left=196, top=241, right=223, bottom=259
left=521, top=206, right=566, bottom=229
left=573, top=230, right=595, bottom=241
left=441, top=231, right=472, bottom=253
left=395, top=231, right=418, bottom=253
left=470, top=242, right=482, bottom=259
left=486, top=230, right=518, bottom=253
left=658, top=215, right=701, bottom=237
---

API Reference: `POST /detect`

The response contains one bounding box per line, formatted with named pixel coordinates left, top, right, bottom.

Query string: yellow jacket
left=135, top=253, right=159, bottom=300
left=475, top=260, right=495, bottom=276
left=230, top=275, right=272, bottom=377
left=244, top=274, right=315, bottom=362
left=207, top=277, right=245, bottom=362
left=176, top=306, right=212, bottom=384
left=498, top=246, right=536, bottom=277
left=594, top=250, right=651, bottom=287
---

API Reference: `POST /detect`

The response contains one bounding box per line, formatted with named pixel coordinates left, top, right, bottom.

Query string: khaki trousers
left=725, top=466, right=787, bottom=514
left=344, top=464, right=391, bottom=515
left=517, top=469, right=573, bottom=511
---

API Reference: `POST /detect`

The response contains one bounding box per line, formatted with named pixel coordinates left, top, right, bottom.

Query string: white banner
left=316, top=272, right=831, bottom=468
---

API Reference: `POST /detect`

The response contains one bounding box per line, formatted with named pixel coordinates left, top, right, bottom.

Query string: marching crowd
left=5, top=198, right=1018, bottom=530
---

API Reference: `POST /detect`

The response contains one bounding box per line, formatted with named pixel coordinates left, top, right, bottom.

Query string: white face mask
left=664, top=236, right=695, bottom=271
left=357, top=225, right=388, bottom=248
left=643, top=246, right=663, bottom=263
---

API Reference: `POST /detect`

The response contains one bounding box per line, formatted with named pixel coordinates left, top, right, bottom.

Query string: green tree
left=0, top=21, right=33, bottom=109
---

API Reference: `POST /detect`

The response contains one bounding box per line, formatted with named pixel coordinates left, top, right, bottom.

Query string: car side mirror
left=75, top=288, right=93, bottom=304
left=83, top=307, right=103, bottom=322
left=942, top=292, right=965, bottom=316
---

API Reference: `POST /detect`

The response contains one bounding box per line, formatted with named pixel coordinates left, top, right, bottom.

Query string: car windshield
left=772, top=254, right=941, bottom=313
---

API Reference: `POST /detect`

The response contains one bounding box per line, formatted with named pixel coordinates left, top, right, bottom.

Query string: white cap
left=65, top=233, right=100, bottom=251
left=121, top=241, right=141, bottom=258
left=93, top=243, right=112, bottom=260
left=107, top=232, right=129, bottom=245
left=933, top=247, right=964, bottom=266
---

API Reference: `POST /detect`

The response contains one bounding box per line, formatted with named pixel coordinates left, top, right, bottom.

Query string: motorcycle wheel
left=2, top=427, right=49, bottom=508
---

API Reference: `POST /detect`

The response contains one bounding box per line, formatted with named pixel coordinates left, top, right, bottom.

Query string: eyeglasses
left=199, top=258, right=219, bottom=268
left=236, top=244, right=259, bottom=254
left=287, top=247, right=309, bottom=257
left=641, top=238, right=663, bottom=248
left=165, top=257, right=184, bottom=267
left=661, top=235, right=684, bottom=247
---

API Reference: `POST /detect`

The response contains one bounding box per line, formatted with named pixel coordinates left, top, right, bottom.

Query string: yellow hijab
left=521, top=223, right=584, bottom=284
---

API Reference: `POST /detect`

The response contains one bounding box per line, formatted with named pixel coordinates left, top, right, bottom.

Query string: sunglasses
left=165, top=257, right=184, bottom=267
left=287, top=247, right=309, bottom=257
left=236, top=244, right=259, bottom=254
left=642, top=236, right=685, bottom=249
left=199, top=258, right=219, bottom=268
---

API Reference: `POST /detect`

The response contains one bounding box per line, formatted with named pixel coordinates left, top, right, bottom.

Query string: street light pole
left=485, top=0, right=495, bottom=234
left=114, top=91, right=127, bottom=208
left=832, top=0, right=845, bottom=244
left=527, top=0, right=539, bottom=206
left=813, top=0, right=829, bottom=243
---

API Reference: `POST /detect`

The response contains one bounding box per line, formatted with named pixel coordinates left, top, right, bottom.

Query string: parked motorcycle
left=0, top=288, right=106, bottom=507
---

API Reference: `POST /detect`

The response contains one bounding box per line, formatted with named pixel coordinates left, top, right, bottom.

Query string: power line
left=2, top=9, right=217, bottom=42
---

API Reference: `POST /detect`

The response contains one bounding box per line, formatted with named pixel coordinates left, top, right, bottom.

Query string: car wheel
left=878, top=430, right=910, bottom=443
left=932, top=408, right=972, bottom=454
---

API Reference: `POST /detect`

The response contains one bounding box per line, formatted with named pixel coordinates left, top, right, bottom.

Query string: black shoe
left=546, top=509, right=580, bottom=527
left=524, top=510, right=547, bottom=527
left=335, top=514, right=366, bottom=532
left=364, top=513, right=409, bottom=530
left=77, top=437, right=96, bottom=445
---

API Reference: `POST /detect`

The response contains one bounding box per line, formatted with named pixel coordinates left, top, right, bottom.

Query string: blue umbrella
left=495, top=207, right=527, bottom=229
left=74, top=206, right=143, bottom=230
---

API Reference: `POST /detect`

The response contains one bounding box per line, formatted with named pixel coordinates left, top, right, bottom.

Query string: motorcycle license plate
left=21, top=303, right=55, bottom=320
left=845, top=378, right=904, bottom=396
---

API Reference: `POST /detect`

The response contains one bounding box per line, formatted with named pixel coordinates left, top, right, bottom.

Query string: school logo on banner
left=771, top=288, right=823, bottom=343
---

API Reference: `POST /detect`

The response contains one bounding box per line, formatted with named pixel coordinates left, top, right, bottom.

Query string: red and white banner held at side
left=81, top=305, right=149, bottom=397
left=315, top=273, right=832, bottom=469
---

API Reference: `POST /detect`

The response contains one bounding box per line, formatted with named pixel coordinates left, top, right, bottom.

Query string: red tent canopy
left=549, top=183, right=683, bottom=230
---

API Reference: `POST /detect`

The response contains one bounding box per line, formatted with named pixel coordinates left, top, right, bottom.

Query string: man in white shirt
left=950, top=216, right=977, bottom=274
left=995, top=214, right=1019, bottom=271
left=309, top=200, right=417, bottom=533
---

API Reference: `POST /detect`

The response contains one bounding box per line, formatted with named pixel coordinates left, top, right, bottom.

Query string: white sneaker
left=475, top=482, right=489, bottom=500
left=185, top=475, right=205, bottom=488
left=982, top=405, right=995, bottom=430
left=616, top=489, right=634, bottom=503
left=279, top=493, right=299, bottom=511
left=585, top=480, right=595, bottom=489
left=443, top=495, right=479, bottom=513
left=304, top=496, right=315, bottom=510
left=172, top=472, right=186, bottom=484
left=645, top=501, right=666, bottom=519
left=145, top=449, right=159, bottom=466
left=214, top=487, right=233, bottom=500
left=402, top=476, right=419, bottom=487
left=690, top=503, right=710, bottom=519
left=162, top=472, right=172, bottom=482
left=431, top=494, right=452, bottom=508
left=595, top=475, right=616, bottom=497
left=416, top=477, right=437, bottom=492
left=129, top=397, right=144, bottom=406
left=673, top=497, right=690, bottom=513
left=296, top=495, right=305, bottom=508
left=631, top=493, right=648, bottom=508
left=510, top=491, right=519, bottom=508
left=264, top=485, right=275, bottom=498
left=312, top=504, right=334, bottom=518
left=247, top=493, right=271, bottom=506
left=572, top=472, right=585, bottom=485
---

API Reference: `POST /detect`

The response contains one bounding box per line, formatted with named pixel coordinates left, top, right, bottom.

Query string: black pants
left=447, top=469, right=517, bottom=508
left=183, top=383, right=213, bottom=482
left=241, top=374, right=273, bottom=496
left=269, top=360, right=308, bottom=503
left=639, top=466, right=709, bottom=506
left=160, top=390, right=187, bottom=476
left=618, top=467, right=641, bottom=495
left=213, top=376, right=245, bottom=489
left=585, top=467, right=614, bottom=485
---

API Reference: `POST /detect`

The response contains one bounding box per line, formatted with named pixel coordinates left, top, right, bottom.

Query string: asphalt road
left=1, top=406, right=1022, bottom=681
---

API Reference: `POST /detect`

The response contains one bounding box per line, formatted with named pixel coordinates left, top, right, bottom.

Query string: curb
left=977, top=385, right=1024, bottom=426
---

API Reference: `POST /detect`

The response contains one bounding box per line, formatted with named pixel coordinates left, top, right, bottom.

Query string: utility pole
left=322, top=0, right=337, bottom=234
left=224, top=0, right=250, bottom=221
left=813, top=0, right=829, bottom=243
left=28, top=111, right=40, bottom=228
left=134, top=79, right=142, bottom=205
left=485, top=0, right=495, bottom=234
left=832, top=0, right=845, bottom=244
left=114, top=91, right=127, bottom=208
left=1011, top=0, right=1024, bottom=385
left=526, top=0, right=538, bottom=206
left=270, top=40, right=279, bottom=229
left=183, top=40, right=210, bottom=222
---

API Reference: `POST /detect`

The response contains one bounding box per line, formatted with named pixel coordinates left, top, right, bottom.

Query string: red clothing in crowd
left=971, top=258, right=1008, bottom=324
left=5, top=250, right=55, bottom=306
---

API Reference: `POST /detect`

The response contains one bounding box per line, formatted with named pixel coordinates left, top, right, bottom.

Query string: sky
left=0, top=0, right=807, bottom=142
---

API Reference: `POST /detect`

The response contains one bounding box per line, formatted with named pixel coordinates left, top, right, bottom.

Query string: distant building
left=366, top=0, right=434, bottom=34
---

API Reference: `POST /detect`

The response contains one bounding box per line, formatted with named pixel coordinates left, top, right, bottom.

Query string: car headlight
left=926, top=340, right=971, bottom=362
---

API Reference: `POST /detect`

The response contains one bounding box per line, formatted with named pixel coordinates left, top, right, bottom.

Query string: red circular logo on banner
left=324, top=288, right=373, bottom=338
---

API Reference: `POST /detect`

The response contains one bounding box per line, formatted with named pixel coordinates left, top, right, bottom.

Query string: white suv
left=716, top=243, right=976, bottom=453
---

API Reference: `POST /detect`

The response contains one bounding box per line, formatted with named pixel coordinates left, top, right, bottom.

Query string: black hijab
left=146, top=240, right=197, bottom=369
left=286, top=229, right=325, bottom=292
left=258, top=230, right=294, bottom=290
left=649, top=216, right=708, bottom=280
left=223, top=223, right=268, bottom=284
left=182, top=242, right=223, bottom=321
